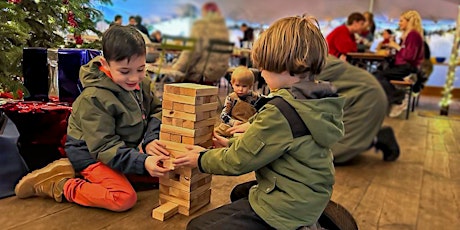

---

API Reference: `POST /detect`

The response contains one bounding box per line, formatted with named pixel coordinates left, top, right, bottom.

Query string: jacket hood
left=79, top=56, right=125, bottom=93
left=274, top=80, right=344, bottom=148
left=317, top=55, right=348, bottom=82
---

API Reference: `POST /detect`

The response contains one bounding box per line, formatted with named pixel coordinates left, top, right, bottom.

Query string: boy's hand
left=145, top=140, right=170, bottom=156
left=227, top=122, right=249, bottom=134
left=233, top=120, right=243, bottom=126
left=173, top=145, right=205, bottom=168
left=144, top=155, right=171, bottom=177
left=212, top=131, right=229, bottom=148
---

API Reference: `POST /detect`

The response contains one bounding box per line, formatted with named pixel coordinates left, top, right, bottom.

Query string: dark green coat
left=199, top=81, right=344, bottom=229
left=317, top=56, right=387, bottom=163
left=65, top=56, right=162, bottom=174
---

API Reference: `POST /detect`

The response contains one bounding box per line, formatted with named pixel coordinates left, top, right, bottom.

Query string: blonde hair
left=231, top=66, right=255, bottom=86
left=251, top=16, right=327, bottom=80
left=401, top=10, right=423, bottom=39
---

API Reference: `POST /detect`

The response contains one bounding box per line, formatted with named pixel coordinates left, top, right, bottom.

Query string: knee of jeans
left=109, top=190, right=137, bottom=212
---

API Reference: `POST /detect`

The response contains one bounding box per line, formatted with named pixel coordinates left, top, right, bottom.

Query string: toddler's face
left=105, top=55, right=146, bottom=91
left=231, top=80, right=251, bottom=97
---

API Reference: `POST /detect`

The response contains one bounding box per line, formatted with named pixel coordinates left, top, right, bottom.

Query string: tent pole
left=439, top=5, right=460, bottom=116
left=369, top=0, right=374, bottom=12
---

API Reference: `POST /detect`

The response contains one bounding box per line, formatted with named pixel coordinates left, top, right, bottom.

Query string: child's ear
left=100, top=57, right=110, bottom=69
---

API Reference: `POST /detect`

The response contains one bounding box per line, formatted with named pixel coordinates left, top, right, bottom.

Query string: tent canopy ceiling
left=193, top=0, right=460, bottom=23
left=102, top=0, right=460, bottom=24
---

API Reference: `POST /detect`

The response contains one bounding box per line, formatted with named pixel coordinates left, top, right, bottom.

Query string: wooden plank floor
left=1, top=90, right=459, bottom=230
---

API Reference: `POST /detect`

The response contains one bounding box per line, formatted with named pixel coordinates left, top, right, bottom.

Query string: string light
left=439, top=5, right=460, bottom=115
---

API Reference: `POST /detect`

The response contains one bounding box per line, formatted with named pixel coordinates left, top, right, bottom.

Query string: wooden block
left=183, top=118, right=216, bottom=129
left=152, top=201, right=179, bottom=221
left=163, top=93, right=200, bottom=105
left=159, top=132, right=171, bottom=141
left=165, top=83, right=218, bottom=96
left=170, top=134, right=182, bottom=143
left=162, top=109, right=210, bottom=122
left=199, top=139, right=214, bottom=148
left=164, top=84, right=181, bottom=94
left=178, top=189, right=212, bottom=216
left=162, top=159, right=175, bottom=170
left=172, top=118, right=183, bottom=127
left=180, top=171, right=212, bottom=186
left=160, top=124, right=212, bottom=138
left=161, top=117, right=172, bottom=125
left=182, top=133, right=213, bottom=145
left=168, top=182, right=211, bottom=201
left=159, top=174, right=211, bottom=193
left=159, top=140, right=190, bottom=152
left=209, top=95, right=218, bottom=103
left=177, top=166, right=201, bottom=178
left=172, top=102, right=219, bottom=114
left=162, top=100, right=173, bottom=110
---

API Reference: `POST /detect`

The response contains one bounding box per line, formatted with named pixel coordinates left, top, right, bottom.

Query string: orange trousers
left=63, top=162, right=137, bottom=212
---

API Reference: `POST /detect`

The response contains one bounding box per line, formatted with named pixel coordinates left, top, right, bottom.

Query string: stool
left=390, top=79, right=414, bottom=120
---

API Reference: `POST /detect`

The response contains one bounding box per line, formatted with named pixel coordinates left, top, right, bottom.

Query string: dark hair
left=114, top=15, right=122, bottom=21
left=384, top=29, right=393, bottom=35
left=346, top=12, right=365, bottom=25
left=129, top=16, right=136, bottom=20
left=241, top=23, right=247, bottom=27
left=102, top=25, right=146, bottom=62
left=135, top=15, right=142, bottom=24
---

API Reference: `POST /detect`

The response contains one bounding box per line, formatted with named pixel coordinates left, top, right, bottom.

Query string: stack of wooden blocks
left=152, top=83, right=219, bottom=221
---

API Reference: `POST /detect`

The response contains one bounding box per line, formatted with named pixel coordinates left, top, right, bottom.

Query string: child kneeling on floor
left=15, top=25, right=172, bottom=211
left=171, top=15, right=345, bottom=229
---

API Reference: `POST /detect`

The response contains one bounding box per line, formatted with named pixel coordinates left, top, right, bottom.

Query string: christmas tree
left=0, top=0, right=112, bottom=98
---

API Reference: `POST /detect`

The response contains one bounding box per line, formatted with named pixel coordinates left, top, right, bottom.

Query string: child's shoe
left=15, top=158, right=75, bottom=202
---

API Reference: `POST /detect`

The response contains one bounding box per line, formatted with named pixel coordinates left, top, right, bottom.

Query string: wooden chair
left=390, top=74, right=416, bottom=120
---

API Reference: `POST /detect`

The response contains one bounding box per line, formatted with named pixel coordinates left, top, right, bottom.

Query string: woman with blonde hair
left=374, top=10, right=424, bottom=117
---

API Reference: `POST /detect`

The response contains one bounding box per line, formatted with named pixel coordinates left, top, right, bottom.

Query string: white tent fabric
left=191, top=0, right=460, bottom=23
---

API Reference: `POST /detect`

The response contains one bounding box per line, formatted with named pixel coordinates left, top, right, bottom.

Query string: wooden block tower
left=152, top=83, right=219, bottom=221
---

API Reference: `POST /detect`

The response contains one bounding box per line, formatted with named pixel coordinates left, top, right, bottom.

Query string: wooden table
left=346, top=52, right=391, bottom=72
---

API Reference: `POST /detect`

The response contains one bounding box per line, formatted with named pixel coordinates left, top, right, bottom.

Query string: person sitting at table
left=326, top=12, right=366, bottom=61
left=373, top=10, right=424, bottom=117
left=356, top=11, right=376, bottom=52
left=171, top=1, right=230, bottom=84
left=150, top=30, right=162, bottom=43
left=376, top=29, right=394, bottom=53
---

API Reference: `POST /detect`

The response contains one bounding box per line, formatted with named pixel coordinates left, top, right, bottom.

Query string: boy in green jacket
left=15, top=25, right=171, bottom=211
left=173, top=16, right=345, bottom=229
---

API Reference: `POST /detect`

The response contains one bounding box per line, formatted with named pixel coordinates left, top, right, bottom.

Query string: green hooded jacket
left=198, top=80, right=345, bottom=229
left=317, top=56, right=387, bottom=163
left=65, top=56, right=162, bottom=174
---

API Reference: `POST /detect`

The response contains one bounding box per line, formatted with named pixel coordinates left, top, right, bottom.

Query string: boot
left=375, top=126, right=400, bottom=161
left=15, top=158, right=75, bottom=202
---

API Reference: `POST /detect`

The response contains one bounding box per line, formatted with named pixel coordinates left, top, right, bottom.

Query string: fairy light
left=439, top=5, right=460, bottom=115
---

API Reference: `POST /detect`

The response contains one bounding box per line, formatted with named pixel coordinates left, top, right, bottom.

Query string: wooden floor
left=1, top=91, right=459, bottom=230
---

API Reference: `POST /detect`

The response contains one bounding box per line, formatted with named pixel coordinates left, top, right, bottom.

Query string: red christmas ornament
left=74, top=34, right=83, bottom=45
left=8, top=0, right=21, bottom=4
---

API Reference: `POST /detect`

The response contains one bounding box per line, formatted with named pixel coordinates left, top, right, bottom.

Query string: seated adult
left=376, top=29, right=394, bottom=53
left=326, top=12, right=366, bottom=61
left=171, top=2, right=230, bottom=84
left=317, top=56, right=400, bottom=163
left=373, top=10, right=424, bottom=117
